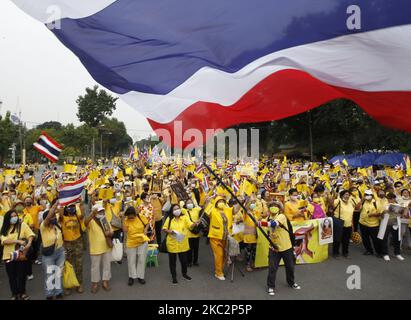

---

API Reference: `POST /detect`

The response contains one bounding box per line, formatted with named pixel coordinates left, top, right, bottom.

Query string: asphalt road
left=1, top=239, right=410, bottom=300
left=1, top=166, right=410, bottom=300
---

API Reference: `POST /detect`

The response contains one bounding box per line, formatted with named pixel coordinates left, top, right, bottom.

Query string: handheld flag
left=58, top=174, right=88, bottom=206
left=33, top=132, right=62, bottom=162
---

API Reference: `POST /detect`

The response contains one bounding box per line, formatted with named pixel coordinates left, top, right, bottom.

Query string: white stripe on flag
left=40, top=134, right=62, bottom=152
left=33, top=143, right=58, bottom=161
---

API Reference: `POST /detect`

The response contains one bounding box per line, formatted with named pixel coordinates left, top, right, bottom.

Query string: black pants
left=381, top=225, right=401, bottom=255
left=267, top=248, right=295, bottom=289
left=359, top=224, right=381, bottom=254
left=168, top=252, right=188, bottom=280
left=333, top=227, right=352, bottom=256
left=187, top=237, right=199, bottom=265
left=155, top=220, right=163, bottom=245
left=5, top=260, right=28, bottom=297
left=245, top=243, right=256, bottom=266
left=353, top=212, right=360, bottom=232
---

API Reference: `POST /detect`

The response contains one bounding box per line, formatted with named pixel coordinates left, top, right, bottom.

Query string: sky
left=0, top=1, right=155, bottom=142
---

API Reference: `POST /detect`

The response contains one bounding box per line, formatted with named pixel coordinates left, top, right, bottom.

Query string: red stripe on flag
left=148, top=69, right=411, bottom=148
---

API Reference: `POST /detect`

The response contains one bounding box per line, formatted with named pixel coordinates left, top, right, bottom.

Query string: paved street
left=1, top=238, right=410, bottom=300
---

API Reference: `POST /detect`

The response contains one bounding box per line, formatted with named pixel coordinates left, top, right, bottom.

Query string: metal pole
left=203, top=162, right=279, bottom=250
left=92, top=137, right=95, bottom=163
left=100, top=132, right=103, bottom=160
left=308, top=110, right=313, bottom=161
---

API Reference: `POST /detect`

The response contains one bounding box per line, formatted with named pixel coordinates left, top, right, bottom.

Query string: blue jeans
left=42, top=247, right=65, bottom=298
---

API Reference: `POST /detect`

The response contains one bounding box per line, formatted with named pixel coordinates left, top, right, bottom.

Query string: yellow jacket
left=207, top=207, right=233, bottom=240
left=163, top=215, right=191, bottom=253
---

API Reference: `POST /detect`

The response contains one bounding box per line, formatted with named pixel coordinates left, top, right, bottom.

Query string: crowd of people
left=0, top=156, right=410, bottom=299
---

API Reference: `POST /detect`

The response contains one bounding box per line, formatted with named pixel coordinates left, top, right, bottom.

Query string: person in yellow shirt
left=150, top=192, right=164, bottom=245
left=123, top=206, right=149, bottom=286
left=1, top=209, right=35, bottom=300
left=60, top=202, right=85, bottom=295
left=85, top=203, right=113, bottom=293
left=0, top=191, right=12, bottom=216
left=15, top=201, right=34, bottom=229
left=284, top=189, right=308, bottom=222
left=332, top=190, right=355, bottom=258
left=349, top=186, right=362, bottom=233
left=259, top=202, right=301, bottom=296
left=163, top=204, right=197, bottom=284
left=205, top=196, right=233, bottom=281
left=40, top=203, right=65, bottom=300
left=359, top=190, right=382, bottom=256
left=243, top=199, right=261, bottom=272
left=183, top=199, right=202, bottom=267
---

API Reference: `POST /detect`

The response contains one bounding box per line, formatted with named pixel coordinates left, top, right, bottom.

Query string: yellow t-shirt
left=0, top=198, right=12, bottom=216
left=269, top=214, right=292, bottom=252
left=23, top=205, right=42, bottom=231
left=1, top=222, right=35, bottom=260
left=243, top=210, right=261, bottom=244
left=284, top=201, right=307, bottom=222
left=61, top=213, right=82, bottom=242
left=124, top=214, right=149, bottom=248
left=87, top=219, right=112, bottom=255
left=359, top=200, right=380, bottom=227
left=18, top=212, right=34, bottom=229
left=151, top=197, right=164, bottom=222
left=40, top=222, right=64, bottom=249
left=333, top=199, right=355, bottom=227
left=105, top=202, right=122, bottom=232
left=163, top=215, right=191, bottom=253
left=183, top=207, right=201, bottom=239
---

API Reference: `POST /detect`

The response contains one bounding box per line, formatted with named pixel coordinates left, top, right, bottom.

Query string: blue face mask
left=250, top=203, right=256, bottom=210
left=10, top=217, right=18, bottom=225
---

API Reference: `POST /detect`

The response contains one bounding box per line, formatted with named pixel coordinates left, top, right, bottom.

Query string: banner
left=255, top=219, right=329, bottom=268
left=318, top=217, right=334, bottom=245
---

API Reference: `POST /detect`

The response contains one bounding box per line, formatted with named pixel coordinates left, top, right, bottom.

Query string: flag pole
left=202, top=162, right=279, bottom=251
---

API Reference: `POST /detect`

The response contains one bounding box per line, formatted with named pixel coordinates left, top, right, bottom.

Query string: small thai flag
left=129, top=146, right=134, bottom=160
left=41, top=170, right=52, bottom=183
left=58, top=174, right=88, bottom=206
left=33, top=132, right=62, bottom=163
left=196, top=164, right=203, bottom=174
left=332, top=159, right=340, bottom=167
left=173, top=164, right=179, bottom=171
left=232, top=177, right=240, bottom=193
left=202, top=175, right=210, bottom=192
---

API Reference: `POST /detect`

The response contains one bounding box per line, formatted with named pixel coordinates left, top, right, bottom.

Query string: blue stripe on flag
left=37, top=137, right=61, bottom=157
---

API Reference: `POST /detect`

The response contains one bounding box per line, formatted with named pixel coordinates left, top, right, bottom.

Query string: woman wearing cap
left=332, top=190, right=355, bottom=258
left=123, top=206, right=150, bottom=286
left=163, top=204, right=197, bottom=284
left=183, top=198, right=202, bottom=267
left=259, top=202, right=301, bottom=296
left=60, top=202, right=85, bottom=295
left=204, top=196, right=233, bottom=281
left=358, top=190, right=382, bottom=256
left=85, top=203, right=113, bottom=293
left=1, top=209, right=34, bottom=300
left=40, top=202, right=65, bottom=300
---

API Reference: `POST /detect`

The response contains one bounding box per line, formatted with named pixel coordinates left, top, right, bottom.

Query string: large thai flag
left=33, top=131, right=62, bottom=162
left=13, top=0, right=411, bottom=148
left=58, top=174, right=88, bottom=206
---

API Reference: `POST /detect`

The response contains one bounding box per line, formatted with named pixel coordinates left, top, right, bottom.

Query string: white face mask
left=365, top=195, right=373, bottom=201
left=187, top=203, right=194, bottom=210
left=173, top=209, right=181, bottom=217
left=97, top=213, right=105, bottom=219
left=290, top=196, right=298, bottom=201
left=126, top=197, right=132, bottom=201
left=116, top=192, right=121, bottom=197
left=110, top=198, right=116, bottom=204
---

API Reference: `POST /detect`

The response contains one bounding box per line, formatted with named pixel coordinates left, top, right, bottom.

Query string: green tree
left=37, top=121, right=63, bottom=131
left=76, top=85, right=118, bottom=127
left=100, top=117, right=132, bottom=157
left=0, top=112, right=19, bottom=166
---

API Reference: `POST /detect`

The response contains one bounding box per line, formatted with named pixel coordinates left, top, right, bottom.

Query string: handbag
left=187, top=210, right=203, bottom=235
left=63, top=261, right=80, bottom=289
left=111, top=238, right=123, bottom=262
left=110, top=209, right=122, bottom=229
left=159, top=217, right=172, bottom=253
left=95, top=217, right=114, bottom=249
left=332, top=201, right=344, bottom=242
